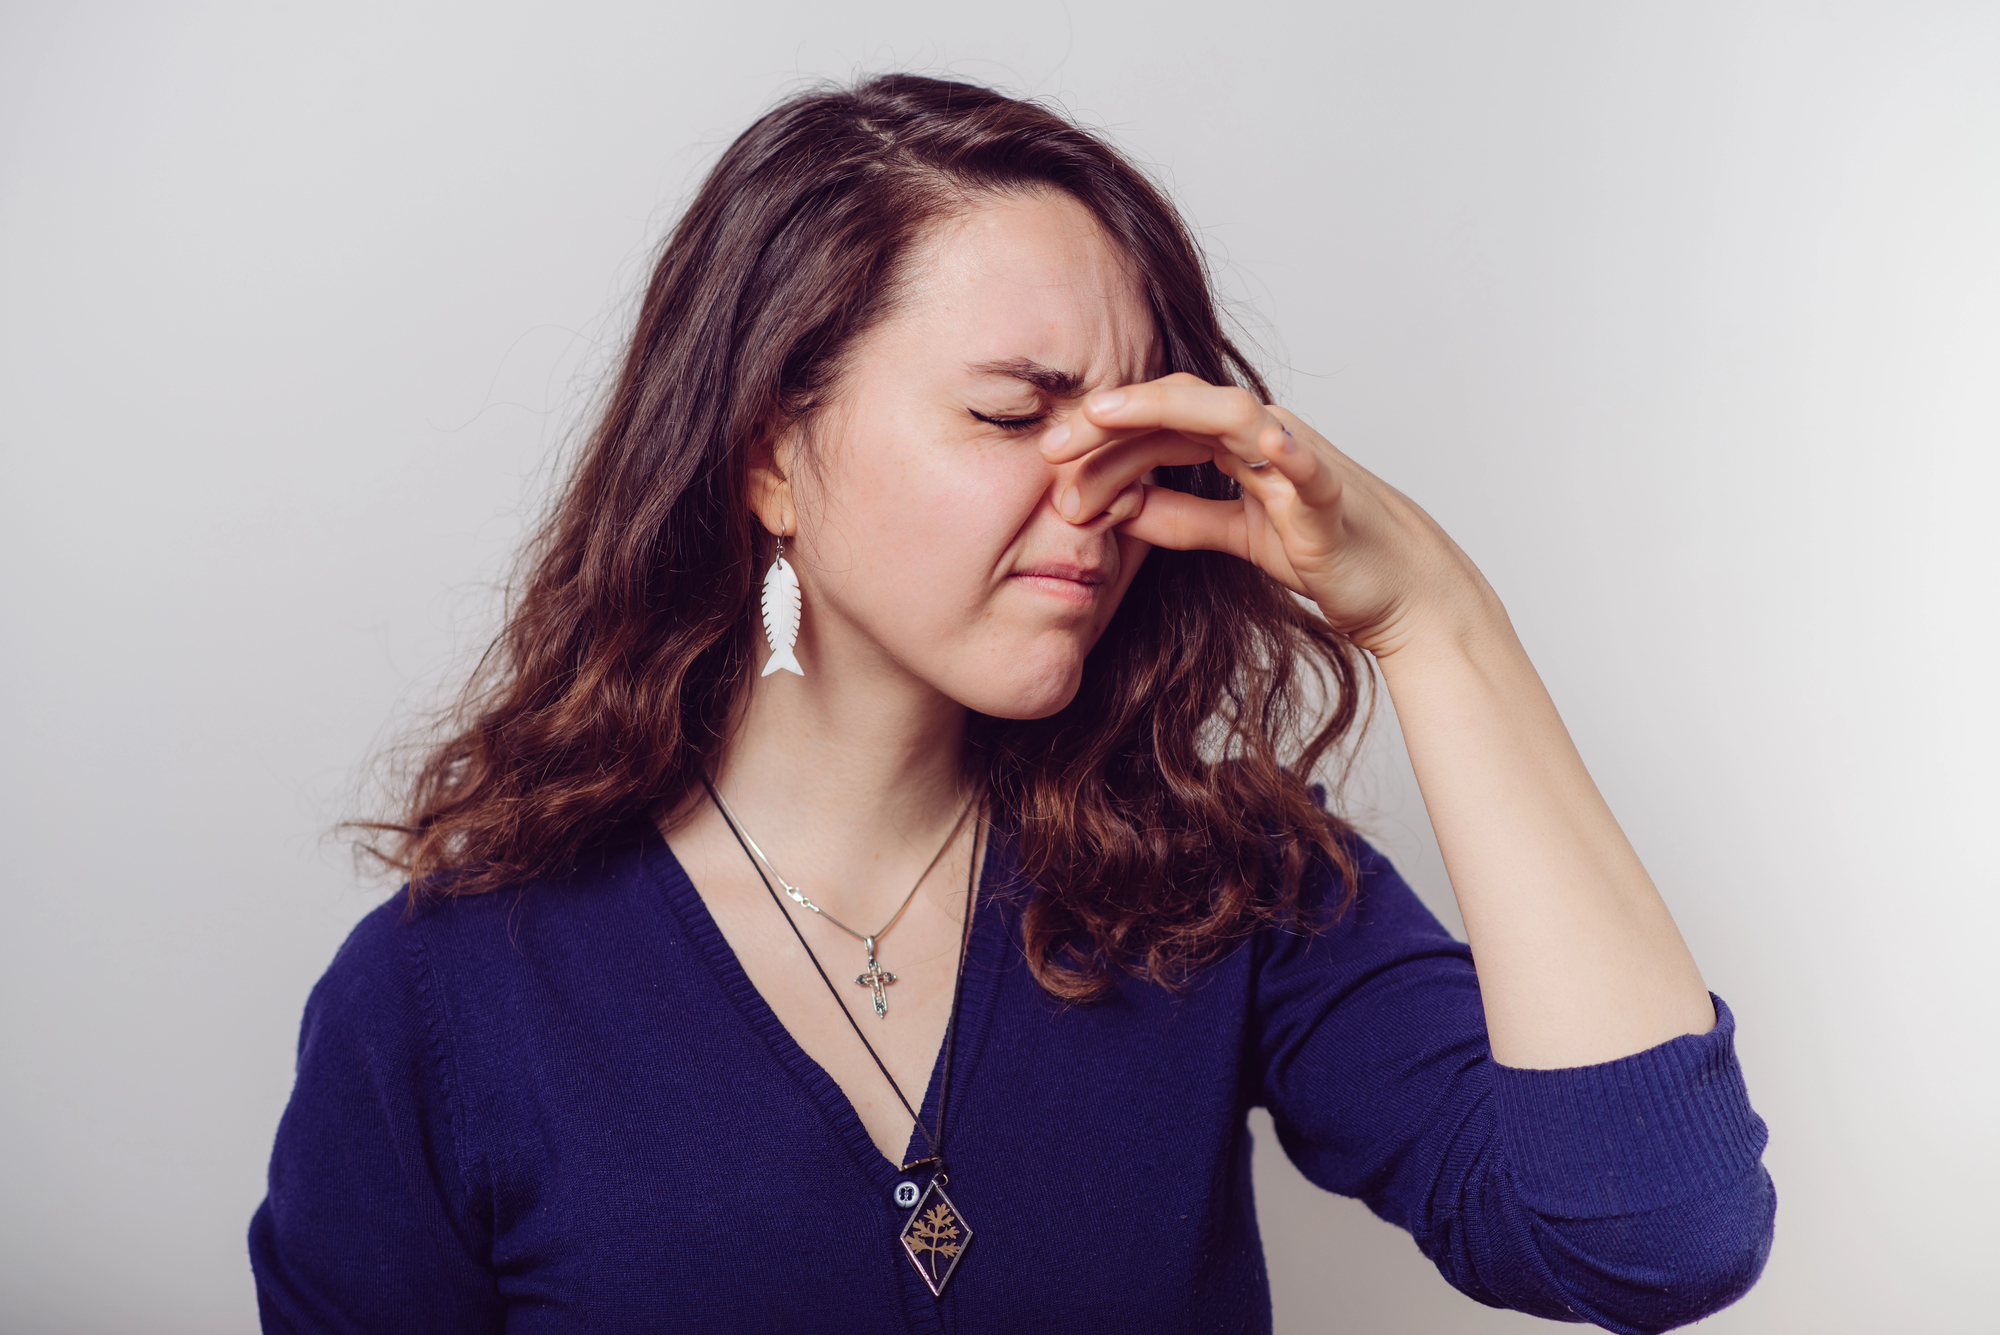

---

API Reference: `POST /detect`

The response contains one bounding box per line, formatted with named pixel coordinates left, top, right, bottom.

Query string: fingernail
left=1042, top=421, right=1071, bottom=452
left=1059, top=486, right=1081, bottom=519
left=1277, top=429, right=1297, bottom=452
left=1089, top=390, right=1126, bottom=415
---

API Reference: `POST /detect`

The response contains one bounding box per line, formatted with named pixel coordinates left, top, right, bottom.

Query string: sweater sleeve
left=248, top=900, right=502, bottom=1334
left=1254, top=844, right=1774, bottom=1334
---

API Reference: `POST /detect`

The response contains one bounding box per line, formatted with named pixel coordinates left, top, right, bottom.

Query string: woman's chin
left=953, top=662, right=1085, bottom=722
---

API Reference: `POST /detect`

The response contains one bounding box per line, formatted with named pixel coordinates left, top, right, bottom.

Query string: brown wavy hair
left=365, top=74, right=1371, bottom=1000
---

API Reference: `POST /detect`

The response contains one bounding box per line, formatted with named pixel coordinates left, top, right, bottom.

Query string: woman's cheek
left=926, top=448, right=1055, bottom=556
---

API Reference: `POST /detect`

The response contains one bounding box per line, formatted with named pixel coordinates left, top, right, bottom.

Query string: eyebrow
left=967, top=357, right=1086, bottom=399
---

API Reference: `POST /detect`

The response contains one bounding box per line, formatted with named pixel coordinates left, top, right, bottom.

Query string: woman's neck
left=705, top=635, right=973, bottom=917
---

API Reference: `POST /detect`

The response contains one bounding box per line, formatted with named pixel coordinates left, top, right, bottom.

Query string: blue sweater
left=249, top=826, right=1773, bottom=1333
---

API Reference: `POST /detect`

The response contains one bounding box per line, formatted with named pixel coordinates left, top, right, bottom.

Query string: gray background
left=4, top=2, right=1996, bottom=1331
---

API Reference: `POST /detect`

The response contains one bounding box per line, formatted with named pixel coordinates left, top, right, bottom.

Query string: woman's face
left=767, top=190, right=1158, bottom=720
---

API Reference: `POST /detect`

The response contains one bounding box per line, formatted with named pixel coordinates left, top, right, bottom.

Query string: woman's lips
left=1010, top=562, right=1108, bottom=606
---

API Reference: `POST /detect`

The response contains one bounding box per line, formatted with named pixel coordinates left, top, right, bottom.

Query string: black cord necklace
left=703, top=779, right=980, bottom=1297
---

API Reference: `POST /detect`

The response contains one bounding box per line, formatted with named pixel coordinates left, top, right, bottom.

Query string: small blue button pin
left=894, top=1180, right=920, bottom=1208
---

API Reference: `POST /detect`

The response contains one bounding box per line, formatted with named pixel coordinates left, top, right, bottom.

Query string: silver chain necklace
left=708, top=788, right=975, bottom=1018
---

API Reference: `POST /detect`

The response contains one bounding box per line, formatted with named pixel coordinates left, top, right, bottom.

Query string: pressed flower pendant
left=898, top=1179, right=972, bottom=1296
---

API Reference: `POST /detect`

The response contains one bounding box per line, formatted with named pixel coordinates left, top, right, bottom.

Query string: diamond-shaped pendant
left=898, top=1178, right=972, bottom=1296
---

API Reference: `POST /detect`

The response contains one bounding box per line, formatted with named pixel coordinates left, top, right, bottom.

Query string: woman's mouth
left=1009, top=561, right=1109, bottom=606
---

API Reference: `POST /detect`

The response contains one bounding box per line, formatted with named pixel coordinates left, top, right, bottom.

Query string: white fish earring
left=760, top=535, right=804, bottom=677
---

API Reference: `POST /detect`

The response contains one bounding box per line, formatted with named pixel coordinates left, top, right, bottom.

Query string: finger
left=1083, top=380, right=1288, bottom=472
left=1098, top=479, right=1147, bottom=527
left=1086, top=384, right=1351, bottom=514
left=1113, top=485, right=1249, bottom=559
left=1039, top=373, right=1212, bottom=464
left=1258, top=406, right=1346, bottom=510
left=1116, top=486, right=1310, bottom=595
left=1053, top=431, right=1213, bottom=523
left=1037, top=408, right=1162, bottom=466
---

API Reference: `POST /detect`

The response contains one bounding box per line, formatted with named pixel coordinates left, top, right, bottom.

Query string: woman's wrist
left=1342, top=548, right=1517, bottom=674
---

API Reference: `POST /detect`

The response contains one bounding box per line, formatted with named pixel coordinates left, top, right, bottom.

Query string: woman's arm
left=1045, top=376, right=1713, bottom=1068
left=1368, top=585, right=1714, bottom=1067
left=250, top=900, right=502, bottom=1333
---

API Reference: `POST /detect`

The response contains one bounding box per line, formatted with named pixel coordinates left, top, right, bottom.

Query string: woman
left=251, top=75, right=1773, bottom=1333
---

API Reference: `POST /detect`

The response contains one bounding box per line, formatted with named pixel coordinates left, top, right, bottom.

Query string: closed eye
left=969, top=409, right=1048, bottom=432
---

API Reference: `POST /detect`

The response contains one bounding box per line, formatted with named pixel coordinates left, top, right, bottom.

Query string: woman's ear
left=745, top=428, right=797, bottom=538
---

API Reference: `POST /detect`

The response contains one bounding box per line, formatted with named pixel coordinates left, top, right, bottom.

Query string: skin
left=666, top=189, right=1714, bottom=1168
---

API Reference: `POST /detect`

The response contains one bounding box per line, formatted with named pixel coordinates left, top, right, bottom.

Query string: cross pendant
left=854, top=936, right=898, bottom=1018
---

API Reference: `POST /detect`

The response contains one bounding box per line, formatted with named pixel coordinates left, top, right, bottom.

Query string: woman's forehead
left=885, top=194, right=1156, bottom=387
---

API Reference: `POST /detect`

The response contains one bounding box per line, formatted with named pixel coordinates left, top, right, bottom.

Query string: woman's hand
left=1046, top=373, right=1717, bottom=1071
left=1039, top=373, right=1491, bottom=658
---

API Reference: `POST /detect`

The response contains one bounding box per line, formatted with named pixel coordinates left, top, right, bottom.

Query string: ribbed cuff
left=1492, top=994, right=1768, bottom=1219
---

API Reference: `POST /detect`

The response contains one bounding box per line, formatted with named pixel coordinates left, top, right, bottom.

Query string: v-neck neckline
left=642, top=822, right=1012, bottom=1189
